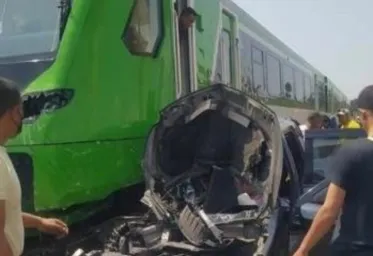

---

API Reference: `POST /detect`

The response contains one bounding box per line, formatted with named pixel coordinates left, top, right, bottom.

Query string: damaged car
left=26, top=84, right=298, bottom=256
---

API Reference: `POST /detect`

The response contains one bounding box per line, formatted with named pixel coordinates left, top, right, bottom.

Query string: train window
left=0, top=0, right=60, bottom=58
left=304, top=75, right=311, bottom=99
left=214, top=38, right=223, bottom=82
left=304, top=75, right=315, bottom=107
left=252, top=46, right=264, bottom=95
left=282, top=64, right=294, bottom=99
left=318, top=83, right=327, bottom=111
left=295, top=70, right=304, bottom=102
left=252, top=47, right=263, bottom=64
left=253, top=62, right=264, bottom=95
left=221, top=30, right=233, bottom=85
left=122, top=0, right=163, bottom=57
left=266, top=55, right=281, bottom=96
left=239, top=30, right=252, bottom=92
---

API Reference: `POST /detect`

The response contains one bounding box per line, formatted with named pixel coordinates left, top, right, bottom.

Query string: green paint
left=7, top=0, right=176, bottom=217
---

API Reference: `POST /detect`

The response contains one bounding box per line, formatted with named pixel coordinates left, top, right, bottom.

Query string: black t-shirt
left=327, top=138, right=373, bottom=247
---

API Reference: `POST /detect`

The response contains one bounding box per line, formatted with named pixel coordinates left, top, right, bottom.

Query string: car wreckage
left=26, top=84, right=295, bottom=256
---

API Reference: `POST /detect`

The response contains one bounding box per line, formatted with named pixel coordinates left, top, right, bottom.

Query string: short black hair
left=181, top=7, right=198, bottom=17
left=357, top=85, right=373, bottom=111
left=307, top=111, right=322, bottom=122
left=0, top=77, right=21, bottom=118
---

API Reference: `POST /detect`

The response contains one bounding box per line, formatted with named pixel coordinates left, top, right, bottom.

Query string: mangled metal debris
left=71, top=85, right=283, bottom=256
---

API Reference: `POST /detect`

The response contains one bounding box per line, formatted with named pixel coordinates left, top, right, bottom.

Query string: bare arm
left=23, top=213, right=69, bottom=238
left=296, top=183, right=345, bottom=254
left=22, top=212, right=43, bottom=229
left=0, top=201, right=13, bottom=256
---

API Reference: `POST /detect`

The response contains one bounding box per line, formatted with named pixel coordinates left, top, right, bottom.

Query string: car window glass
left=305, top=129, right=366, bottom=182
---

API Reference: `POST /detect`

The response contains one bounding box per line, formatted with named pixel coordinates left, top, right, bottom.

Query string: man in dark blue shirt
left=294, top=84, right=373, bottom=256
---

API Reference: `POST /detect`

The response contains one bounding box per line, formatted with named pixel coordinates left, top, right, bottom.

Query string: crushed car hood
left=138, top=84, right=283, bottom=253
left=69, top=84, right=284, bottom=256
left=143, top=84, right=282, bottom=210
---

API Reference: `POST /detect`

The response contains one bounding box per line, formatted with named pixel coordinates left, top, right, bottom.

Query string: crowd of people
left=298, top=107, right=362, bottom=138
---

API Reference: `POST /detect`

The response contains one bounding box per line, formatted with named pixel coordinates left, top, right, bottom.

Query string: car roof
left=305, top=128, right=366, bottom=139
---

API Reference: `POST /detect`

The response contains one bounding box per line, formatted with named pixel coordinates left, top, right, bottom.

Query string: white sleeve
left=0, top=159, right=9, bottom=200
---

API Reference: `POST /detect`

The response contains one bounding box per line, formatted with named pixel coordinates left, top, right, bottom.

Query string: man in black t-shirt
left=294, top=85, right=373, bottom=256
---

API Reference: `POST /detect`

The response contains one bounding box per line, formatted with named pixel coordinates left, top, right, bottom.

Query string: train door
left=172, top=0, right=197, bottom=98
left=213, top=9, right=239, bottom=88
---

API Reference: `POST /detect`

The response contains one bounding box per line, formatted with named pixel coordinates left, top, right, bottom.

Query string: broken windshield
left=0, top=0, right=60, bottom=58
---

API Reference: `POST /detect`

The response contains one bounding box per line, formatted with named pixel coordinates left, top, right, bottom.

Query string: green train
left=0, top=0, right=348, bottom=222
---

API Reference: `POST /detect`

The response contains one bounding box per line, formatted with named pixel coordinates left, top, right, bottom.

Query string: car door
left=264, top=135, right=298, bottom=256
left=262, top=134, right=301, bottom=256
left=293, top=128, right=366, bottom=255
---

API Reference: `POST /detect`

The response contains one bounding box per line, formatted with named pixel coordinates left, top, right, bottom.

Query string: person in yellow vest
left=337, top=108, right=361, bottom=129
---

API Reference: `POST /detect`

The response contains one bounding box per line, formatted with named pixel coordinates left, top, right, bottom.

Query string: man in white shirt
left=0, top=77, right=68, bottom=256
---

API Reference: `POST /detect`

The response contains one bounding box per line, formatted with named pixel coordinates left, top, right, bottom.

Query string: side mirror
left=294, top=180, right=328, bottom=227
left=300, top=202, right=321, bottom=221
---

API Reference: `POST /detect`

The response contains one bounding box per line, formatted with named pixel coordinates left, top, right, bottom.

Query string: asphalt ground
left=24, top=220, right=333, bottom=255
left=290, top=230, right=333, bottom=256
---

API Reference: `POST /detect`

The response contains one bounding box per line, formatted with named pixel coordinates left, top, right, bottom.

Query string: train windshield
left=0, top=0, right=60, bottom=58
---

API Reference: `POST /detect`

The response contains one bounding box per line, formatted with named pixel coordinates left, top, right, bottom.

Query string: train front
left=0, top=0, right=71, bottom=214
left=1, top=0, right=133, bottom=223
left=1, top=0, right=173, bottom=224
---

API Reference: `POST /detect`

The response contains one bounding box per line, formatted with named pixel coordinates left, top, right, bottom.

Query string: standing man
left=294, top=84, right=373, bottom=256
left=337, top=108, right=361, bottom=129
left=0, top=78, right=68, bottom=256
left=299, top=112, right=323, bottom=138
